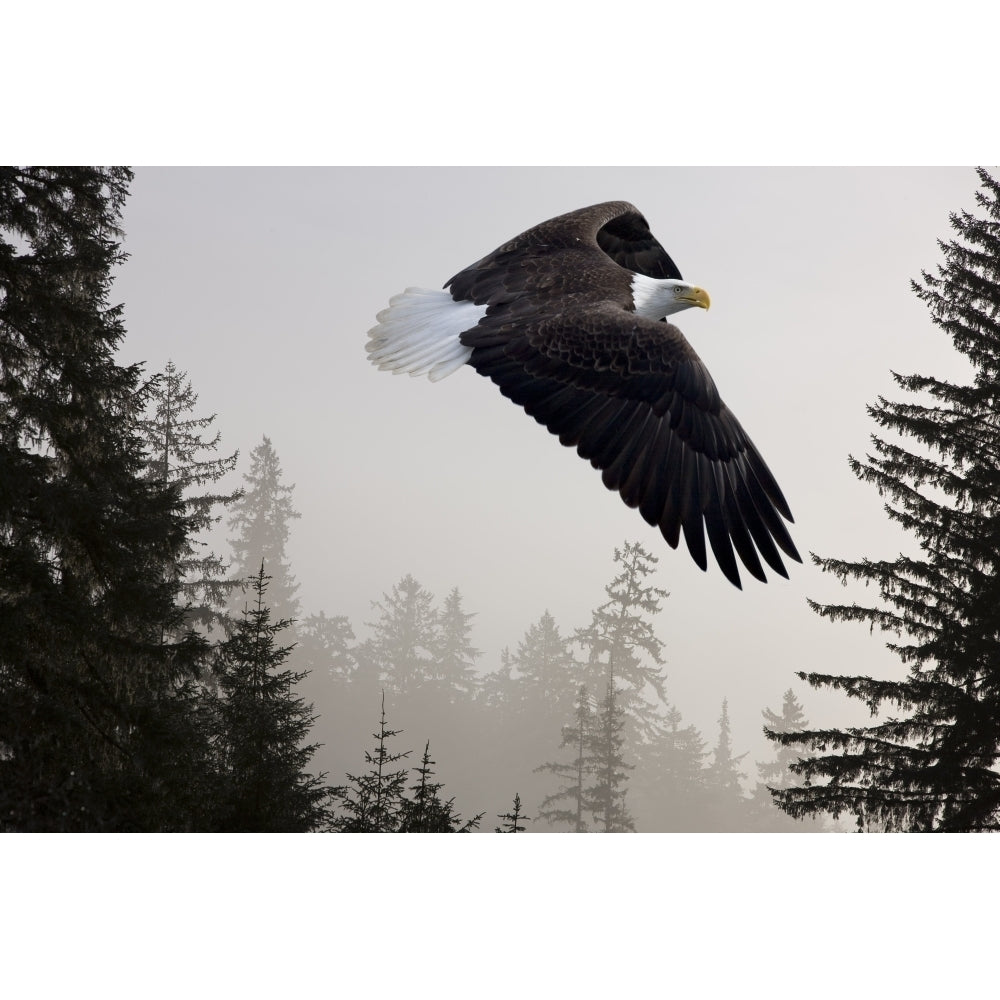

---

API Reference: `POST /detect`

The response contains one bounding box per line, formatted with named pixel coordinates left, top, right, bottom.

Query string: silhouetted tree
left=495, top=792, right=529, bottom=833
left=137, top=359, right=241, bottom=632
left=213, top=563, right=333, bottom=831
left=748, top=688, right=821, bottom=830
left=774, top=168, right=1000, bottom=832
left=0, top=166, right=214, bottom=831
left=535, top=685, right=595, bottom=831
left=227, top=435, right=300, bottom=623
left=398, top=741, right=483, bottom=832
left=332, top=692, right=411, bottom=832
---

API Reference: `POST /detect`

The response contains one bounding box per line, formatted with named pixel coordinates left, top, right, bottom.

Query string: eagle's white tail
left=365, top=287, right=486, bottom=382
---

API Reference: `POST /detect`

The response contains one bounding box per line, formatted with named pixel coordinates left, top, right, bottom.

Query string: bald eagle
left=366, top=201, right=800, bottom=588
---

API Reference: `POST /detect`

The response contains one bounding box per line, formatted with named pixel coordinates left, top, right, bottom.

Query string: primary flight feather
left=366, top=201, right=800, bottom=589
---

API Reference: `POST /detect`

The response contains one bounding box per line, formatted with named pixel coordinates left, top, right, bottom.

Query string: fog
left=113, top=166, right=977, bottom=829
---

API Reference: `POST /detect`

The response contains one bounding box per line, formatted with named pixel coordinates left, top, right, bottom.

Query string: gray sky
left=113, top=166, right=979, bottom=765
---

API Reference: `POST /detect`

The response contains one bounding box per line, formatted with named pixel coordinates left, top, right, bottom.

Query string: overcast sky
left=113, top=166, right=979, bottom=762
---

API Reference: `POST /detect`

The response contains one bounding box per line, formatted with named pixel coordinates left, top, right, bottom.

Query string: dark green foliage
left=774, top=168, right=1000, bottom=832
left=0, top=166, right=215, bottom=830
left=136, top=359, right=241, bottom=632
left=213, top=563, right=333, bottom=831
left=227, top=435, right=300, bottom=622
left=495, top=792, right=529, bottom=833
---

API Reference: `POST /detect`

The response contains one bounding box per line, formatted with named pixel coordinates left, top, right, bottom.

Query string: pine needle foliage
left=0, top=166, right=214, bottom=830
left=214, top=562, right=332, bottom=831
left=774, top=168, right=1000, bottom=832
left=137, top=360, right=241, bottom=630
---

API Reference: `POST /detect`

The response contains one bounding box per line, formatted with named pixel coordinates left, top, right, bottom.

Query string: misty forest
left=5, top=164, right=1000, bottom=834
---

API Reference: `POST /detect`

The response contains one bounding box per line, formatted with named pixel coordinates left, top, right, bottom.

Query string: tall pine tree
left=0, top=167, right=213, bottom=830
left=774, top=168, right=1000, bottom=832
left=213, top=563, right=333, bottom=832
left=137, top=359, right=241, bottom=632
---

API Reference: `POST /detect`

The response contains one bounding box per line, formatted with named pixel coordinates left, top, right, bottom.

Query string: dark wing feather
left=445, top=201, right=681, bottom=304
left=461, top=301, right=800, bottom=588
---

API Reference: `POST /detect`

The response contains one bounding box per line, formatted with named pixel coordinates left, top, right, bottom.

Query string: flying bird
left=366, top=201, right=800, bottom=588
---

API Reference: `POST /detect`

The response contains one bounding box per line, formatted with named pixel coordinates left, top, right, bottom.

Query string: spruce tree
left=750, top=689, right=821, bottom=831
left=397, top=741, right=483, bottom=832
left=137, top=359, right=241, bottom=632
left=332, top=692, right=411, bottom=832
left=226, top=435, right=300, bottom=622
left=213, top=563, right=333, bottom=832
left=495, top=792, right=529, bottom=833
left=773, top=168, right=1000, bottom=832
left=0, top=166, right=214, bottom=831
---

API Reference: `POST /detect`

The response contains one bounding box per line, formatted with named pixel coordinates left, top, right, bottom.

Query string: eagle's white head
left=631, top=274, right=711, bottom=320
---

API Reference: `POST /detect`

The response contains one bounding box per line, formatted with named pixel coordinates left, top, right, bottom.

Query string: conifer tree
left=704, top=698, right=748, bottom=831
left=332, top=692, right=411, bottom=832
left=773, top=168, right=1000, bottom=832
left=478, top=646, right=517, bottom=722
left=587, top=684, right=636, bottom=832
left=297, top=612, right=357, bottom=687
left=631, top=704, right=708, bottom=832
left=398, top=741, right=483, bottom=832
left=137, top=359, right=241, bottom=631
left=213, top=563, right=333, bottom=832
left=575, top=542, right=670, bottom=749
left=430, top=586, right=480, bottom=702
left=0, top=167, right=214, bottom=830
left=495, top=792, right=529, bottom=833
left=535, top=685, right=595, bottom=831
left=749, top=689, right=821, bottom=831
left=363, top=574, right=438, bottom=698
left=227, top=435, right=300, bottom=622
left=511, top=610, right=578, bottom=722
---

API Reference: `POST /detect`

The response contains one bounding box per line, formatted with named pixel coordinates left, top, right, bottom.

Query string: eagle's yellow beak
left=680, top=286, right=711, bottom=311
